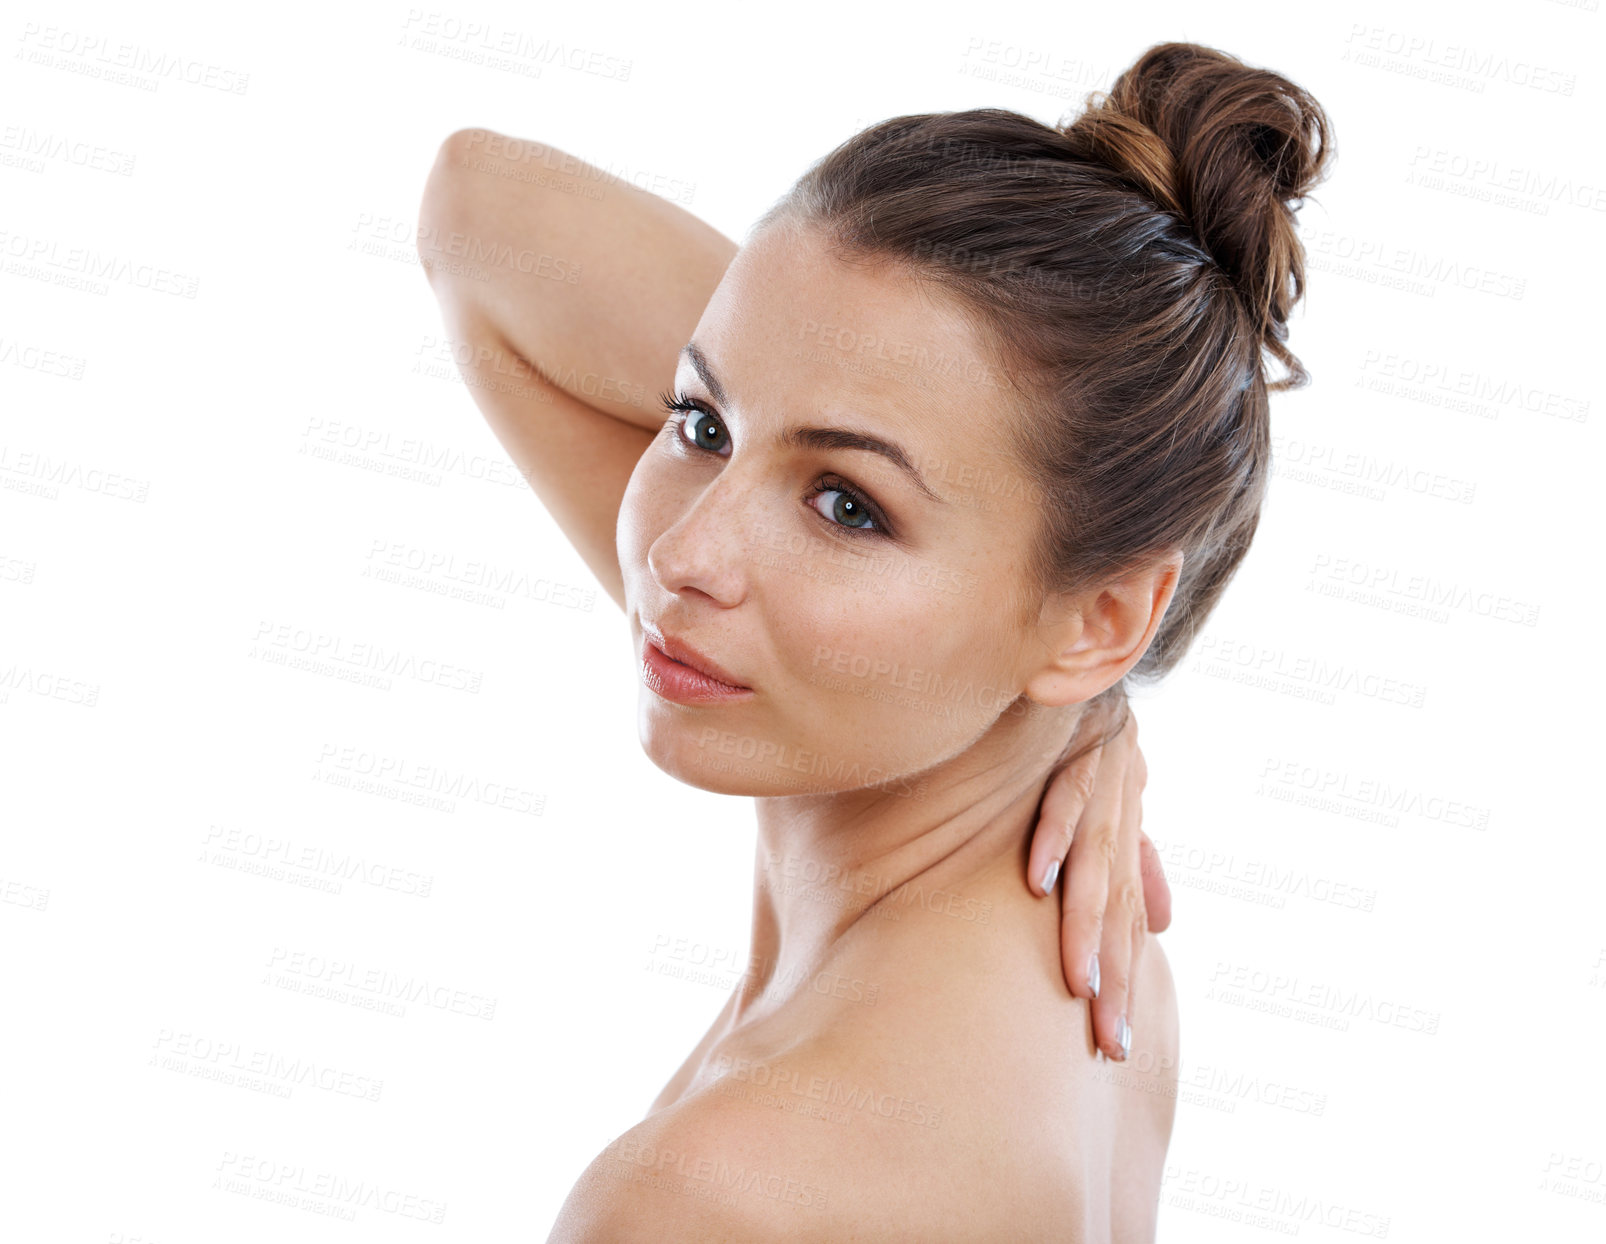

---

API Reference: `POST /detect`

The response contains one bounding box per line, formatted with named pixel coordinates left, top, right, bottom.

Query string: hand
left=1026, top=708, right=1171, bottom=1061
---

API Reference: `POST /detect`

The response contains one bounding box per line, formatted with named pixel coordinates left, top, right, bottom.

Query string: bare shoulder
left=544, top=932, right=1180, bottom=1241
left=1133, top=933, right=1181, bottom=1124
left=545, top=1032, right=1093, bottom=1242
left=542, top=1083, right=841, bottom=1243
left=1103, top=934, right=1181, bottom=1243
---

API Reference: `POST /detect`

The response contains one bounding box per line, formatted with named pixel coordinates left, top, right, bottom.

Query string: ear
left=1022, top=551, right=1184, bottom=708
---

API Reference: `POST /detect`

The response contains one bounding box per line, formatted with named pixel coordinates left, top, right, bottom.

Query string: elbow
left=416, top=127, right=495, bottom=272
left=435, top=125, right=499, bottom=172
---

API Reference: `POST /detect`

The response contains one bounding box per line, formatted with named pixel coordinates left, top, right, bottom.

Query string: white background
left=2, top=0, right=1602, bottom=1240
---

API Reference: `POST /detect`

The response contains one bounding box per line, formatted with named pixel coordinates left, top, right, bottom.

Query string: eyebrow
left=679, top=341, right=946, bottom=505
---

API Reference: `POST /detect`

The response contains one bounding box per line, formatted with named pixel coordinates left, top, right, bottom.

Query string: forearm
left=414, top=128, right=737, bottom=608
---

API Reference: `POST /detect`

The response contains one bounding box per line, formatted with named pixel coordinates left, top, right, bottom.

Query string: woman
left=418, top=39, right=1332, bottom=1241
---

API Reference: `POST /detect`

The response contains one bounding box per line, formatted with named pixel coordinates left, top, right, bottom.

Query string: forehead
left=687, top=218, right=1018, bottom=434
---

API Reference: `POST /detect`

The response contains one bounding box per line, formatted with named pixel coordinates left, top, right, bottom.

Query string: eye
left=808, top=478, right=884, bottom=536
left=659, top=390, right=728, bottom=454
left=656, top=389, right=892, bottom=541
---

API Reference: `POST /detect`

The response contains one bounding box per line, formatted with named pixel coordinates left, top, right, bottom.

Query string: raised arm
left=415, top=128, right=738, bottom=609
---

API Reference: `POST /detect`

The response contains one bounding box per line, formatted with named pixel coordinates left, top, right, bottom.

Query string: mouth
left=640, top=622, right=752, bottom=691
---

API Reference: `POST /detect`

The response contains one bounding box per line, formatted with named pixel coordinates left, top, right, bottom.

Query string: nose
left=646, top=470, right=760, bottom=607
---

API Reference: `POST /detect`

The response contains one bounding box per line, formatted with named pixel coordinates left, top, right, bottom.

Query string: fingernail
left=1114, top=1015, right=1131, bottom=1061
left=1041, top=859, right=1060, bottom=894
left=1087, top=951, right=1100, bottom=999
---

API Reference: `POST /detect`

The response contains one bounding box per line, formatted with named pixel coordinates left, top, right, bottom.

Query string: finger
left=1090, top=738, right=1146, bottom=1061
left=1139, top=832, right=1172, bottom=933
left=1058, top=734, right=1125, bottom=1003
left=1124, top=893, right=1149, bottom=1059
left=1028, top=740, right=1103, bottom=897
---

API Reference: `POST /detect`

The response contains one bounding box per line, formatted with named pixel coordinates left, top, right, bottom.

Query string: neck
left=730, top=696, right=1085, bottom=1028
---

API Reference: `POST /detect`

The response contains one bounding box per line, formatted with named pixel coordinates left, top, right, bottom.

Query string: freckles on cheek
left=780, top=598, right=935, bottom=684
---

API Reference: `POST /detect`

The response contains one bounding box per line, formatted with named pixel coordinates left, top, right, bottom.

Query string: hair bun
left=1060, top=42, right=1335, bottom=388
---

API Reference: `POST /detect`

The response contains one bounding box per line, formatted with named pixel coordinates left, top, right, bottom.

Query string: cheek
left=617, top=454, right=682, bottom=583
left=777, top=579, right=1018, bottom=746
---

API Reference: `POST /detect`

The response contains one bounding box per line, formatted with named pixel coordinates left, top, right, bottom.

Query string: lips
left=641, top=622, right=751, bottom=690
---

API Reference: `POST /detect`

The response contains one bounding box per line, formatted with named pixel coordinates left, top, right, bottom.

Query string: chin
left=638, top=698, right=890, bottom=798
left=636, top=698, right=930, bottom=801
left=636, top=698, right=782, bottom=796
left=650, top=754, right=785, bottom=797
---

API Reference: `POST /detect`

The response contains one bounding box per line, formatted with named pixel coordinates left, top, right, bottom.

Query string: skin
left=416, top=131, right=1182, bottom=1238
left=618, top=210, right=1183, bottom=1051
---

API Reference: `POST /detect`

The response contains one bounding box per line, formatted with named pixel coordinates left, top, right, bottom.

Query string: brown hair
left=756, top=41, right=1335, bottom=754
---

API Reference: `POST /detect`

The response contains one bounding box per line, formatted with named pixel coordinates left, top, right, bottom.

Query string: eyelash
left=656, top=390, right=892, bottom=540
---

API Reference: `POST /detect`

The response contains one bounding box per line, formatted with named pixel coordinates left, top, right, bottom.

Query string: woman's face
left=617, top=217, right=1057, bottom=797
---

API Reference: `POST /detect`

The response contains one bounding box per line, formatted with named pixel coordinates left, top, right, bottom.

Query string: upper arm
left=415, top=129, right=739, bottom=611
